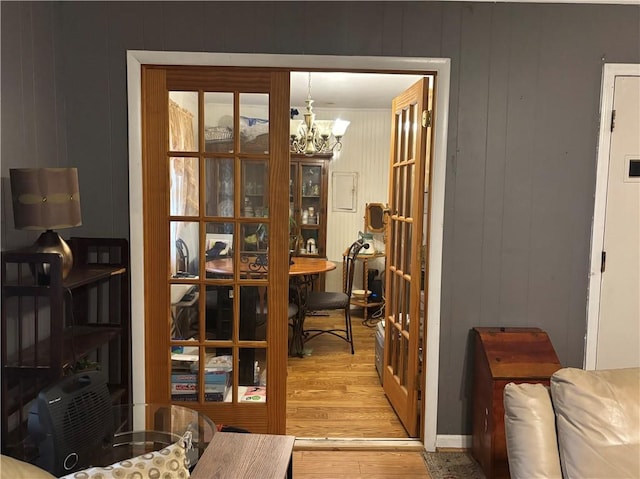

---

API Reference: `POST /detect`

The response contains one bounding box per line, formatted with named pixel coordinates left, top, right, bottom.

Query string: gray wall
left=2, top=1, right=639, bottom=436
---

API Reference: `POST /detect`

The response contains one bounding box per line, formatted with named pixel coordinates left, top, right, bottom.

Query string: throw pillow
left=59, top=432, right=192, bottom=479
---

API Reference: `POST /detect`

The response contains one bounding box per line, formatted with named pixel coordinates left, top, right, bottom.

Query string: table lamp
left=10, top=167, right=82, bottom=279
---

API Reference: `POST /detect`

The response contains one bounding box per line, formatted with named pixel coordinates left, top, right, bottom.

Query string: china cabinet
left=289, top=154, right=330, bottom=258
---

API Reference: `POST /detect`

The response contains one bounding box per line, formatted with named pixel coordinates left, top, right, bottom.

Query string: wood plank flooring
left=286, top=310, right=409, bottom=438
left=292, top=450, right=431, bottom=479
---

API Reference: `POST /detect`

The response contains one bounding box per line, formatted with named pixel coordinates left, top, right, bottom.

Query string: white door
left=594, top=74, right=640, bottom=369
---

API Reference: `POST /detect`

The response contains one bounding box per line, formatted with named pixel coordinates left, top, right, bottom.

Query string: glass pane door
left=142, top=67, right=290, bottom=435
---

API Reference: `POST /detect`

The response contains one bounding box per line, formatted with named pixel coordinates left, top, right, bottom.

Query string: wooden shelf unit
left=347, top=252, right=386, bottom=322
left=1, top=237, right=131, bottom=457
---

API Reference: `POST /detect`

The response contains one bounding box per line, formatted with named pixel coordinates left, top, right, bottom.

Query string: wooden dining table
left=205, top=255, right=336, bottom=356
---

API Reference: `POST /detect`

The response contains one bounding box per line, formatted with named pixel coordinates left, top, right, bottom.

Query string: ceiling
left=290, top=71, right=423, bottom=110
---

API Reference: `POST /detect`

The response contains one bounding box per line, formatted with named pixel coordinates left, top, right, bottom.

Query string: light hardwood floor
left=286, top=310, right=431, bottom=477
left=286, top=310, right=408, bottom=438
left=292, top=450, right=431, bottom=479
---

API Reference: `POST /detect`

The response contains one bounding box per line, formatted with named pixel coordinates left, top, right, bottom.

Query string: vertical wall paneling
left=436, top=6, right=463, bottom=421
left=402, top=2, right=444, bottom=57
left=499, top=5, right=540, bottom=329
left=59, top=2, right=113, bottom=238
left=320, top=108, right=391, bottom=293
left=106, top=3, right=147, bottom=238
left=444, top=3, right=493, bottom=433
left=479, top=4, right=510, bottom=328
left=343, top=3, right=385, bottom=56
left=2, top=1, right=639, bottom=439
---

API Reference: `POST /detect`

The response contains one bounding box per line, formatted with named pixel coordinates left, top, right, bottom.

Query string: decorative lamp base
left=32, top=230, right=74, bottom=282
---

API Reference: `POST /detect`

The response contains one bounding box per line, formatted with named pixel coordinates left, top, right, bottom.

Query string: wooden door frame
left=585, top=62, right=640, bottom=369
left=127, top=51, right=451, bottom=451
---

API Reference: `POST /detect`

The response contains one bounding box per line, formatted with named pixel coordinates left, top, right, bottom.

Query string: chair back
left=342, top=239, right=370, bottom=295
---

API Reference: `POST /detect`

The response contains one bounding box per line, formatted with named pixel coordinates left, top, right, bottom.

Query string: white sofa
left=503, top=367, right=640, bottom=479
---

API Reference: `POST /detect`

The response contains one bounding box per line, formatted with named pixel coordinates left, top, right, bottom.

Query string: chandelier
left=290, top=73, right=350, bottom=156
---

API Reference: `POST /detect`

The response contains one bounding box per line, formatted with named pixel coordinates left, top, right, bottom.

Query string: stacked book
left=171, top=371, right=230, bottom=402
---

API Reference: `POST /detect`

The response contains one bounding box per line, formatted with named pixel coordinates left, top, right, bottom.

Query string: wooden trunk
left=471, top=327, right=561, bottom=479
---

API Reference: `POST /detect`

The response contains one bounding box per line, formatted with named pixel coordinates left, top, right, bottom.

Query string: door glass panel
left=405, top=163, right=415, bottom=217
left=395, top=166, right=403, bottom=218
left=171, top=221, right=199, bottom=279
left=203, top=347, right=233, bottom=403
left=171, top=284, right=199, bottom=341
left=205, top=285, right=233, bottom=340
left=205, top=222, right=234, bottom=268
left=393, top=221, right=401, bottom=270
left=409, top=103, right=418, bottom=160
left=206, top=158, right=234, bottom=217
left=169, top=91, right=198, bottom=152
left=393, top=114, right=401, bottom=165
left=402, top=108, right=410, bottom=163
left=240, top=286, right=267, bottom=341
left=242, top=160, right=269, bottom=217
left=390, top=325, right=400, bottom=371
left=170, top=344, right=199, bottom=402
left=402, top=279, right=411, bottom=333
left=170, top=157, right=199, bottom=217
left=401, top=333, right=409, bottom=387
left=239, top=93, right=269, bottom=154
left=204, top=92, right=234, bottom=153
left=238, top=348, right=266, bottom=402
left=240, top=222, right=268, bottom=254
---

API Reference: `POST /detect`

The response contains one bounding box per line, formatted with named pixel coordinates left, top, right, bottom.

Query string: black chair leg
left=345, top=309, right=354, bottom=354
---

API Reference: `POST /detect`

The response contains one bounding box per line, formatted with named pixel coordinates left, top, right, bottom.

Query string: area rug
left=423, top=452, right=486, bottom=479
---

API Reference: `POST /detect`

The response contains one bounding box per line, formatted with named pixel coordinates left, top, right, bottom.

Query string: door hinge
left=601, top=251, right=606, bottom=273
left=610, top=110, right=616, bottom=132
left=422, top=110, right=432, bottom=128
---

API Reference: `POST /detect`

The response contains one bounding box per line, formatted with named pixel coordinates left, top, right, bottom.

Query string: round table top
left=206, top=255, right=336, bottom=276
left=289, top=256, right=336, bottom=276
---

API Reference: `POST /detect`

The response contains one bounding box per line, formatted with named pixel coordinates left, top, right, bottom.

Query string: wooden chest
left=471, top=327, right=561, bottom=479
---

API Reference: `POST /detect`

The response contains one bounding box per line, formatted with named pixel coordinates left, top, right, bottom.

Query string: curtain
left=169, top=99, right=198, bottom=217
left=169, top=99, right=198, bottom=274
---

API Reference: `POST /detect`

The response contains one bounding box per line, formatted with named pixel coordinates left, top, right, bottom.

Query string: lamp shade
left=332, top=119, right=350, bottom=138
left=10, top=168, right=82, bottom=231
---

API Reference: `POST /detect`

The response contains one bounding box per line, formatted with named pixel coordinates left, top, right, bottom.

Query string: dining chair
left=303, top=238, right=369, bottom=354
left=253, top=287, right=299, bottom=339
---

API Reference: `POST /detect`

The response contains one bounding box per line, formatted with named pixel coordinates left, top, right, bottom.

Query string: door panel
left=597, top=75, right=640, bottom=369
left=383, top=77, right=434, bottom=437
left=142, top=66, right=290, bottom=434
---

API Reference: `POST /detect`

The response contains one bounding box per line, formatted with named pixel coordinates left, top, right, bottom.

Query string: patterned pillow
left=59, top=432, right=191, bottom=479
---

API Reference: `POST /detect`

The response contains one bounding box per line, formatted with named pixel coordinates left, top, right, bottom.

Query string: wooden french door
left=141, top=66, right=290, bottom=433
left=383, top=77, right=434, bottom=437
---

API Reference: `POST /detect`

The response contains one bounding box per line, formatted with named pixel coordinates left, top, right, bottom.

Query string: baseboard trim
left=435, top=434, right=472, bottom=449
left=293, top=437, right=424, bottom=451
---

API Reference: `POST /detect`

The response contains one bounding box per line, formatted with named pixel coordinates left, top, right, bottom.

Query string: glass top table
left=103, top=403, right=216, bottom=469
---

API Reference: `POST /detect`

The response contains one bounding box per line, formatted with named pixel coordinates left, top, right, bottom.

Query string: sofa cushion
left=551, top=367, right=640, bottom=479
left=0, top=454, right=56, bottom=479
left=504, top=382, right=563, bottom=479
left=59, top=433, right=191, bottom=479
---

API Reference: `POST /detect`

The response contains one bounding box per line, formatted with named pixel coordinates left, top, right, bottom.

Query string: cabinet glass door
left=299, top=164, right=321, bottom=256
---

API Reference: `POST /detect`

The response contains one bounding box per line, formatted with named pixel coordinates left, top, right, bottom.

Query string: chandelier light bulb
left=290, top=72, right=350, bottom=156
